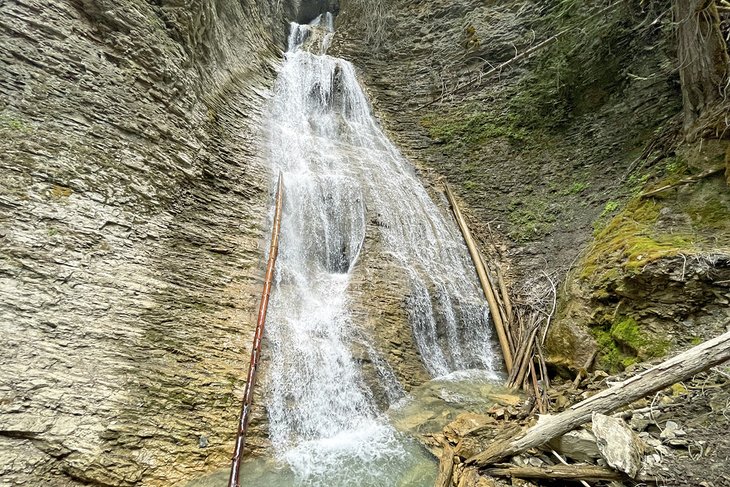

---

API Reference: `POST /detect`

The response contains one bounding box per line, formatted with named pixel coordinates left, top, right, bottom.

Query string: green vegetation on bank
left=420, top=107, right=527, bottom=149
left=573, top=144, right=730, bottom=371
left=582, top=153, right=730, bottom=284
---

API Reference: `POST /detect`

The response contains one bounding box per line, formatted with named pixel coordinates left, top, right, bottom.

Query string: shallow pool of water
left=186, top=432, right=436, bottom=487
left=187, top=371, right=512, bottom=487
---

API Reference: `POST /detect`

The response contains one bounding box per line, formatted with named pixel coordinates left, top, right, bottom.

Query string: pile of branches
left=434, top=328, right=730, bottom=487
left=502, top=272, right=559, bottom=414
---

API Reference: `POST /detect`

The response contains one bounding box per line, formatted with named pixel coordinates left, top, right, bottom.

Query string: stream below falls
left=191, top=13, right=503, bottom=486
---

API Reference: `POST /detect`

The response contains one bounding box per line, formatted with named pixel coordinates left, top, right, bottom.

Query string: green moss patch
left=611, top=316, right=669, bottom=358
left=420, top=106, right=527, bottom=149
left=507, top=196, right=559, bottom=242
left=592, top=316, right=669, bottom=371
left=582, top=145, right=730, bottom=286
left=0, top=113, right=33, bottom=135
left=685, top=194, right=730, bottom=231
left=570, top=148, right=729, bottom=372
left=582, top=198, right=692, bottom=280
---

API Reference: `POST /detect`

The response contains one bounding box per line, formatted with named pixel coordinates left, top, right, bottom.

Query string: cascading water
left=257, top=12, right=500, bottom=486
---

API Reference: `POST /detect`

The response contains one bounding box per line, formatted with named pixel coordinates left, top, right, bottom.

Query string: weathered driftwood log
left=468, top=328, right=730, bottom=467
left=484, top=254, right=511, bottom=342
left=435, top=444, right=455, bottom=487
left=484, top=464, right=623, bottom=482
left=445, top=183, right=513, bottom=373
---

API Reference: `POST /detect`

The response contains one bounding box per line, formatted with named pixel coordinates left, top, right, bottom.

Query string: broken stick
left=468, top=328, right=730, bottom=467
left=640, top=167, right=723, bottom=199
left=484, top=464, right=622, bottom=482
left=551, top=450, right=590, bottom=487
left=496, top=266, right=513, bottom=325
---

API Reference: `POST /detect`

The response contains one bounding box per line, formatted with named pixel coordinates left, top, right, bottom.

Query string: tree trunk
left=675, top=0, right=729, bottom=133
left=467, top=328, right=730, bottom=467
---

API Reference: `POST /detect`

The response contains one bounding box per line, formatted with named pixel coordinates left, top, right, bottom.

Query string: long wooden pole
left=444, top=183, right=513, bottom=373
left=228, top=173, right=285, bottom=487
left=468, top=328, right=730, bottom=468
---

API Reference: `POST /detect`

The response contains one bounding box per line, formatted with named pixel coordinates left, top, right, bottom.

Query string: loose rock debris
left=424, top=363, right=730, bottom=486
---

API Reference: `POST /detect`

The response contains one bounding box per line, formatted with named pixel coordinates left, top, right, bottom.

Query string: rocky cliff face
left=2, top=0, right=728, bottom=484
left=2, top=1, right=472, bottom=484
left=332, top=0, right=729, bottom=373
left=0, top=0, right=299, bottom=484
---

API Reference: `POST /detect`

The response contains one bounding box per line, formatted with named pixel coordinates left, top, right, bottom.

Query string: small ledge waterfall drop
left=257, top=13, right=500, bottom=486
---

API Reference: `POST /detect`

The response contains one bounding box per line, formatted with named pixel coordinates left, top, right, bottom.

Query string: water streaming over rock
left=261, top=13, right=499, bottom=485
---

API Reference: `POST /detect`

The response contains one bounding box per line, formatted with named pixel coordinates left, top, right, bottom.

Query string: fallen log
left=468, top=328, right=730, bottom=467
left=483, top=254, right=511, bottom=337
left=551, top=450, right=590, bottom=487
left=445, top=183, right=513, bottom=373
left=496, top=266, right=513, bottom=326
left=508, top=326, right=538, bottom=388
left=484, top=464, right=623, bottom=482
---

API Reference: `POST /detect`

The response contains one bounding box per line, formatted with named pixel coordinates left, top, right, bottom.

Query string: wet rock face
left=331, top=0, right=680, bottom=284
left=332, top=1, right=730, bottom=374
left=297, top=0, right=340, bottom=23
left=0, top=0, right=298, bottom=484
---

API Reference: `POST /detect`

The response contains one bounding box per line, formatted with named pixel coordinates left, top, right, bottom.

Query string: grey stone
left=547, top=428, right=602, bottom=463
left=667, top=438, right=689, bottom=447
left=593, top=412, right=645, bottom=479
left=660, top=420, right=681, bottom=439
left=629, top=413, right=652, bottom=432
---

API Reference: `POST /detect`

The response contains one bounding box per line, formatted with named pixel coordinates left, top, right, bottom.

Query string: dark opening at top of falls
left=296, top=0, right=340, bottom=24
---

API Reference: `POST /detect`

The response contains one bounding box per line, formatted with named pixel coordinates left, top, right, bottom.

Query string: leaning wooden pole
left=444, top=183, right=513, bottom=373
left=228, top=173, right=285, bottom=487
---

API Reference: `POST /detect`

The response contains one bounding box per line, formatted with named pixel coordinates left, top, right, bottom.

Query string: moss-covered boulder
left=548, top=141, right=730, bottom=373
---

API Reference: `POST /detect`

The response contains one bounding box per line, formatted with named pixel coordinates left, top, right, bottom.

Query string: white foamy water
left=261, top=13, right=499, bottom=485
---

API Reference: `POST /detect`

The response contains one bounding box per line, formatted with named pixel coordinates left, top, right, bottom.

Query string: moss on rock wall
left=549, top=141, right=730, bottom=373
left=333, top=0, right=728, bottom=377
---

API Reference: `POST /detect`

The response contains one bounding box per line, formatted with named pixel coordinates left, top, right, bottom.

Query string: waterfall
left=262, top=13, right=499, bottom=485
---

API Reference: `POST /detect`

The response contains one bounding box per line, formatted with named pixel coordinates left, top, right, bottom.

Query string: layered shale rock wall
left=332, top=0, right=729, bottom=374
left=2, top=0, right=728, bottom=484
left=0, top=0, right=301, bottom=484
